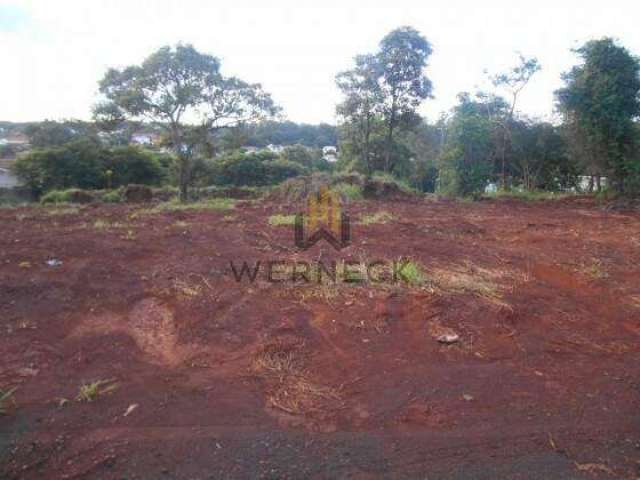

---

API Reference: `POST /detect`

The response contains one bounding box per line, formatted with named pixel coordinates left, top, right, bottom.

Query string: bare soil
left=1, top=196, right=640, bottom=479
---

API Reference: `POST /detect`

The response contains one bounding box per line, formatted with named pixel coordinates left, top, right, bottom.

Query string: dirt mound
left=68, top=189, right=96, bottom=204
left=265, top=173, right=336, bottom=204
left=362, top=178, right=415, bottom=201
left=123, top=184, right=153, bottom=203
left=267, top=173, right=417, bottom=204
left=197, top=186, right=264, bottom=200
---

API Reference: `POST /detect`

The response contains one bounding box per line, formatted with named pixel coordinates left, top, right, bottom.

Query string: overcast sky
left=1, top=0, right=639, bottom=125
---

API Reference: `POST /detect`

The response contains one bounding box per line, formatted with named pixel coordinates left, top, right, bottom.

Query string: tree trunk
left=364, top=114, right=372, bottom=178
left=384, top=96, right=397, bottom=173
left=384, top=122, right=394, bottom=173
left=178, top=155, right=190, bottom=202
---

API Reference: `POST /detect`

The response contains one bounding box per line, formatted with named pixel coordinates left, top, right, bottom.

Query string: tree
left=95, top=44, right=278, bottom=200
left=438, top=93, right=507, bottom=195
left=207, top=151, right=307, bottom=187
left=377, top=27, right=433, bottom=173
left=510, top=120, right=574, bottom=190
left=556, top=38, right=640, bottom=194
left=336, top=54, right=382, bottom=175
left=25, top=120, right=97, bottom=148
left=488, top=54, right=541, bottom=188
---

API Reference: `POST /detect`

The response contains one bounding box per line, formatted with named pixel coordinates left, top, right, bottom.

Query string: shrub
left=210, top=151, right=308, bottom=187
left=265, top=160, right=308, bottom=184
left=104, top=146, right=164, bottom=187
left=101, top=189, right=123, bottom=203
left=13, top=140, right=166, bottom=195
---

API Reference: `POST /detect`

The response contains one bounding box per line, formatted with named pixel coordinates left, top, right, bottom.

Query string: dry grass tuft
left=172, top=278, right=203, bottom=299
left=251, top=340, right=341, bottom=415
left=0, top=387, right=17, bottom=415
left=427, top=263, right=510, bottom=308
left=629, top=295, right=640, bottom=309
left=252, top=340, right=304, bottom=377
left=267, top=377, right=341, bottom=415
left=359, top=211, right=394, bottom=225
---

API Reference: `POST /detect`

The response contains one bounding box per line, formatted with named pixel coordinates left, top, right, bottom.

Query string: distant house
left=4, top=132, right=29, bottom=146
left=322, top=145, right=338, bottom=163
left=266, top=144, right=285, bottom=154
left=131, top=133, right=161, bottom=146
left=577, top=175, right=608, bottom=192
left=243, top=146, right=260, bottom=154
left=0, top=167, right=19, bottom=188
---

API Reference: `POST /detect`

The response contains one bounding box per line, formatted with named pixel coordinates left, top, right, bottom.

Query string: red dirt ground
left=1, top=196, right=640, bottom=479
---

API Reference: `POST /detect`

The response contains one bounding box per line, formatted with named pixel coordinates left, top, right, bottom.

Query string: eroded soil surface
left=1, top=197, right=640, bottom=479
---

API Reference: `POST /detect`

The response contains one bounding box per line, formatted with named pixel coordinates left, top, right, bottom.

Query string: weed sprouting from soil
left=359, top=211, right=394, bottom=225
left=398, top=260, right=425, bottom=286
left=121, top=229, right=137, bottom=241
left=0, top=387, right=17, bottom=415
left=76, top=379, right=119, bottom=402
left=268, top=214, right=296, bottom=226
left=582, top=258, right=609, bottom=279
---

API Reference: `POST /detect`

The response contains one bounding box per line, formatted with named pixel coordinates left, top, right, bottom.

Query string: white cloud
left=1, top=0, right=639, bottom=124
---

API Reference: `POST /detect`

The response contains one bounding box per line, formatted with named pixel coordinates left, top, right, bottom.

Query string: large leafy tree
left=556, top=38, right=640, bottom=193
left=94, top=44, right=278, bottom=200
left=336, top=27, right=433, bottom=175
left=377, top=27, right=433, bottom=173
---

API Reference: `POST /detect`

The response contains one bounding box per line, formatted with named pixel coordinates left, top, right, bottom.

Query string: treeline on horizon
left=6, top=26, right=640, bottom=200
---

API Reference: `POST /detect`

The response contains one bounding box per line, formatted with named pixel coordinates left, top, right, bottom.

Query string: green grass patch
left=483, top=189, right=574, bottom=201
left=45, top=206, right=81, bottom=216
left=331, top=183, right=363, bottom=201
left=360, top=211, right=394, bottom=225
left=397, top=260, right=425, bottom=286
left=268, top=214, right=296, bottom=226
left=40, top=189, right=75, bottom=204
left=147, top=198, right=236, bottom=214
